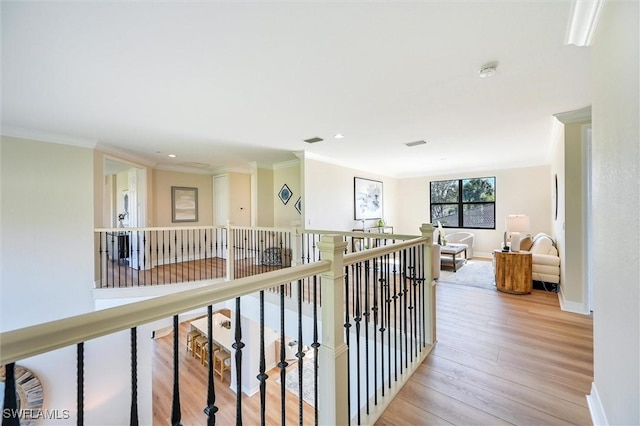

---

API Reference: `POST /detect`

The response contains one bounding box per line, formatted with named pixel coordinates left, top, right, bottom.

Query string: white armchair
left=444, top=231, right=475, bottom=259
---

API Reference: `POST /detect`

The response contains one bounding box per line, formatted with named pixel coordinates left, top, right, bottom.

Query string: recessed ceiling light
left=168, top=154, right=177, bottom=158
left=334, top=133, right=345, bottom=139
left=479, top=61, right=498, bottom=78
left=405, top=140, right=427, bottom=147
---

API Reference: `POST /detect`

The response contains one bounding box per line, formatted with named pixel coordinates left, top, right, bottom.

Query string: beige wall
left=274, top=161, right=302, bottom=228
left=152, top=169, right=213, bottom=226
left=590, top=1, right=639, bottom=424
left=3, top=137, right=154, bottom=425
left=1, top=136, right=96, bottom=328
left=256, top=167, right=274, bottom=227
left=228, top=172, right=251, bottom=226
left=397, top=165, right=552, bottom=257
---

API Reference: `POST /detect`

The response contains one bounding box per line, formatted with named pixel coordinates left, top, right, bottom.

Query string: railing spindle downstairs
left=296, top=278, right=305, bottom=425
left=257, top=291, right=268, bottom=426
left=278, top=284, right=288, bottom=425
left=171, top=315, right=182, bottom=426
left=233, top=297, right=244, bottom=426
left=343, top=264, right=352, bottom=421
left=204, top=305, right=218, bottom=426
left=130, top=327, right=139, bottom=426
left=77, top=342, right=84, bottom=426
left=311, top=275, right=320, bottom=426
left=2, top=362, right=19, bottom=426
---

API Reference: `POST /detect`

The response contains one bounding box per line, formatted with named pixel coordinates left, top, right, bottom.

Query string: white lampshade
left=505, top=215, right=530, bottom=252
left=505, top=215, right=530, bottom=233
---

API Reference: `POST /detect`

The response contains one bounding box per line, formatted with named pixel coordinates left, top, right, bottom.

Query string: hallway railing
left=6, top=225, right=437, bottom=424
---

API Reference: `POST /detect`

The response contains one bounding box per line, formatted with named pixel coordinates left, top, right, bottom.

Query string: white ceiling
left=1, top=1, right=590, bottom=178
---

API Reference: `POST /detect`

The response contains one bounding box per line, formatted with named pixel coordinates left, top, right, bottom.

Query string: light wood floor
left=152, top=319, right=315, bottom=426
left=101, top=257, right=281, bottom=288
left=152, top=278, right=593, bottom=425
left=376, top=281, right=593, bottom=426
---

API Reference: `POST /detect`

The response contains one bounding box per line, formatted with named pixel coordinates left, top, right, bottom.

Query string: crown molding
left=565, top=0, right=605, bottom=46
left=273, top=159, right=300, bottom=170
left=1, top=126, right=97, bottom=148
left=554, top=105, right=592, bottom=124
left=95, top=142, right=157, bottom=168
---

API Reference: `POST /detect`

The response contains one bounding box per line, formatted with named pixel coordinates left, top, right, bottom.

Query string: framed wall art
left=171, top=186, right=198, bottom=222
left=278, top=184, right=293, bottom=205
left=354, top=177, right=383, bottom=220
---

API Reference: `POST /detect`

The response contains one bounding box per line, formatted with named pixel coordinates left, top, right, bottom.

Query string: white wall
left=397, top=165, right=552, bottom=257
left=590, top=1, right=640, bottom=425
left=0, top=136, right=153, bottom=426
left=303, top=158, right=400, bottom=233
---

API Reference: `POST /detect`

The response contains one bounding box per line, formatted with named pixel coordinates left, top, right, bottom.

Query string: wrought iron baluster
left=344, top=265, right=352, bottom=421
left=379, top=255, right=386, bottom=396
left=393, top=250, right=401, bottom=376
left=296, top=279, right=305, bottom=425
left=364, top=258, right=371, bottom=414
left=98, top=234, right=104, bottom=288
left=78, top=342, right=84, bottom=426
left=312, top=275, right=320, bottom=426
left=171, top=315, right=182, bottom=426
left=354, top=262, right=362, bottom=425
left=233, top=297, right=244, bottom=426
left=385, top=253, right=392, bottom=389
left=372, top=256, right=380, bottom=405
left=257, top=291, right=268, bottom=426
left=278, top=284, right=288, bottom=425
left=402, top=249, right=408, bottom=371
left=204, top=305, right=218, bottom=426
left=3, top=362, right=19, bottom=426
left=130, top=327, right=139, bottom=426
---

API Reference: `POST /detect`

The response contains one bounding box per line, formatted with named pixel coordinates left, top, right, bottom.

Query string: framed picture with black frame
left=354, top=177, right=383, bottom=220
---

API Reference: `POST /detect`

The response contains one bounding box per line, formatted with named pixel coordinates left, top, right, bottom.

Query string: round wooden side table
left=493, top=250, right=533, bottom=294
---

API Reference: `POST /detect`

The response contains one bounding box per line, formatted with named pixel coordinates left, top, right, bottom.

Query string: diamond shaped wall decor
left=278, top=184, right=293, bottom=205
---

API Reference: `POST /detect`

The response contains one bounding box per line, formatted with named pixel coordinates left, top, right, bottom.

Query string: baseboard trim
left=558, top=286, right=591, bottom=315
left=586, top=382, right=609, bottom=426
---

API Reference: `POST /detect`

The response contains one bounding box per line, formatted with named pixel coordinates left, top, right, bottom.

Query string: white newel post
left=420, top=223, right=436, bottom=345
left=227, top=221, right=235, bottom=281
left=317, top=235, right=349, bottom=425
left=290, top=222, right=302, bottom=267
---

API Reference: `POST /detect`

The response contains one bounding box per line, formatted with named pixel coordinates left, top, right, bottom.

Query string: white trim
left=554, top=106, right=592, bottom=124
left=272, top=158, right=300, bottom=169
left=586, top=382, right=609, bottom=426
left=558, top=286, right=591, bottom=315
left=154, top=163, right=215, bottom=175
left=565, top=0, right=606, bottom=46
left=1, top=126, right=97, bottom=148
left=96, top=142, right=157, bottom=167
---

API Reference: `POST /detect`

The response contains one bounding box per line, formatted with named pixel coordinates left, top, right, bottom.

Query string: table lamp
left=505, top=214, right=530, bottom=252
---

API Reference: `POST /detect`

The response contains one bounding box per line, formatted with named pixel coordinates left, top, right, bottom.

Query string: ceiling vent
left=405, top=140, right=427, bottom=147
left=304, top=137, right=324, bottom=144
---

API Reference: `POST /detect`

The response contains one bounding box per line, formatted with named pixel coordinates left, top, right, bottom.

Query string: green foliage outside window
left=430, top=177, right=495, bottom=229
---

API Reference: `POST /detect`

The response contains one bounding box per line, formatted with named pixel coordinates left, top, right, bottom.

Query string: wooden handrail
left=0, top=260, right=331, bottom=365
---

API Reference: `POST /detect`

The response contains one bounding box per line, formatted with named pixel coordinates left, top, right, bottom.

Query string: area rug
left=284, top=355, right=316, bottom=407
left=438, top=259, right=496, bottom=291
